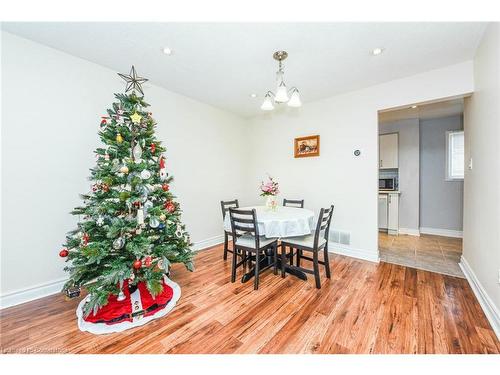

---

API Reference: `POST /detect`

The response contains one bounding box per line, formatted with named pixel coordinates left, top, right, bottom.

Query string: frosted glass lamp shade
left=275, top=82, right=289, bottom=103
left=261, top=94, right=274, bottom=111
left=287, top=89, right=302, bottom=107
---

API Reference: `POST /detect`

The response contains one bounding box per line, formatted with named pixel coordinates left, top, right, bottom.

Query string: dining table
left=223, top=205, right=315, bottom=283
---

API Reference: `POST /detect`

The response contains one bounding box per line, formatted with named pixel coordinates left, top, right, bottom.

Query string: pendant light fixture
left=260, top=50, right=301, bottom=111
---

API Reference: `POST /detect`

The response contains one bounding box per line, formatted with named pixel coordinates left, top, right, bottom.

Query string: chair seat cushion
left=235, top=234, right=277, bottom=249
left=282, top=232, right=326, bottom=249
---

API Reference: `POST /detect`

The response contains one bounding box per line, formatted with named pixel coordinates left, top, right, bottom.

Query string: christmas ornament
left=136, top=209, right=144, bottom=225
left=158, top=223, right=165, bottom=230
left=92, top=184, right=98, bottom=192
left=159, top=156, right=167, bottom=181
left=133, top=259, right=142, bottom=269
left=96, top=216, right=104, bottom=226
left=150, top=143, right=156, bottom=153
left=100, top=119, right=107, bottom=128
left=144, top=200, right=153, bottom=212
left=149, top=217, right=160, bottom=228
left=130, top=112, right=142, bottom=124
left=113, top=237, right=125, bottom=250
left=117, top=279, right=126, bottom=301
left=116, top=133, right=123, bottom=143
left=82, top=233, right=90, bottom=246
left=133, top=145, right=143, bottom=164
left=118, top=66, right=148, bottom=95
left=159, top=214, right=166, bottom=221
left=101, top=183, right=110, bottom=192
left=175, top=225, right=183, bottom=238
left=119, top=165, right=129, bottom=174
left=140, top=169, right=151, bottom=180
left=132, top=201, right=141, bottom=208
left=59, top=248, right=69, bottom=257
left=165, top=201, right=175, bottom=213
left=162, top=183, right=169, bottom=191
left=144, top=256, right=152, bottom=267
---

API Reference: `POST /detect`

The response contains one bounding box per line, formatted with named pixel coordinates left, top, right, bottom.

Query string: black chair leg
left=288, top=247, right=294, bottom=266
left=231, top=247, right=237, bottom=283
left=313, top=251, right=321, bottom=289
left=296, top=249, right=301, bottom=267
left=280, top=243, right=286, bottom=278
left=324, top=245, right=331, bottom=279
left=223, top=232, right=229, bottom=260
left=254, top=251, right=260, bottom=290
left=273, top=245, right=278, bottom=275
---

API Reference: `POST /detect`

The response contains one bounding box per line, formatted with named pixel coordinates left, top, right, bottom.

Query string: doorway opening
left=377, top=98, right=465, bottom=277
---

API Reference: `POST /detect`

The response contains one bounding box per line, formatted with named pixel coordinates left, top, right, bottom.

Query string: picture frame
left=294, top=135, right=320, bottom=158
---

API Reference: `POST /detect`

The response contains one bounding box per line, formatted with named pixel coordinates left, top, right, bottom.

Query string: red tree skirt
left=76, top=276, right=181, bottom=334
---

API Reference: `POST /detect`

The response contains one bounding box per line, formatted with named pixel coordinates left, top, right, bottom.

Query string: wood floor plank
left=1, top=245, right=498, bottom=354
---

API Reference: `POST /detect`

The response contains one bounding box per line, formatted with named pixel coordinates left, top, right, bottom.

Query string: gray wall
left=420, top=115, right=464, bottom=231
left=379, top=118, right=420, bottom=231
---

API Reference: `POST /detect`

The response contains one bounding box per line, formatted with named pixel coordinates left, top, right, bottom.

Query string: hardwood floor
left=1, top=244, right=499, bottom=354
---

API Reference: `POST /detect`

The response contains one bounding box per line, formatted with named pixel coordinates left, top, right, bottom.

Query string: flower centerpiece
left=260, top=176, right=279, bottom=211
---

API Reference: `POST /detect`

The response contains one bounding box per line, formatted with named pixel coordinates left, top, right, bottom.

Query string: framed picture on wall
left=294, top=135, right=320, bottom=158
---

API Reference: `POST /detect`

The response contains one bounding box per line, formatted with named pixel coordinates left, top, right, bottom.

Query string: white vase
left=265, top=195, right=278, bottom=211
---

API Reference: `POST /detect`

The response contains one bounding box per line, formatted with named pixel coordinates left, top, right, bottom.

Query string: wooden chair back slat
left=283, top=199, right=305, bottom=208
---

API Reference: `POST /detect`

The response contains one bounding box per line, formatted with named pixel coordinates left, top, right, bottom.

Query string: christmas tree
left=60, top=66, right=194, bottom=318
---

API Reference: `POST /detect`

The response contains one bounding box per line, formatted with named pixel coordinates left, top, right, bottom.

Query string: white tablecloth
left=223, top=206, right=315, bottom=238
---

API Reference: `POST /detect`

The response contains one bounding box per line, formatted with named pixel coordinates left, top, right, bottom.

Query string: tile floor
left=379, top=232, right=464, bottom=278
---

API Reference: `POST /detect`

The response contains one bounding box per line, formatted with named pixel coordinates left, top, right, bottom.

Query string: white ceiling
left=2, top=22, right=487, bottom=117
left=378, top=98, right=464, bottom=123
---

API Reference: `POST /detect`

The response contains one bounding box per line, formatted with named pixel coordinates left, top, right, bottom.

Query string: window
left=446, top=130, right=464, bottom=180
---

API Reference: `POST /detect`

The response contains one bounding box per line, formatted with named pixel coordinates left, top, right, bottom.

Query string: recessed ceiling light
left=250, top=93, right=257, bottom=98
left=371, top=47, right=384, bottom=56
left=162, top=47, right=173, bottom=55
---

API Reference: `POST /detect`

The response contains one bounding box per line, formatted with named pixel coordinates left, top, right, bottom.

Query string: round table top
left=223, top=205, right=315, bottom=238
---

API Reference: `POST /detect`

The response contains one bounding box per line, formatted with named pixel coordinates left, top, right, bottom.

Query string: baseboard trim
left=399, top=228, right=421, bottom=236
left=0, top=234, right=226, bottom=310
left=419, top=227, right=463, bottom=238
left=192, top=234, right=225, bottom=252
left=0, top=277, right=68, bottom=310
left=459, top=256, right=500, bottom=340
left=329, top=245, right=380, bottom=263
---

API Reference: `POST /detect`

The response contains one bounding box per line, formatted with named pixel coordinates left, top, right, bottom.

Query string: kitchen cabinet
left=378, top=192, right=399, bottom=235
left=387, top=192, right=399, bottom=235
left=379, top=133, right=398, bottom=169
left=378, top=194, right=388, bottom=230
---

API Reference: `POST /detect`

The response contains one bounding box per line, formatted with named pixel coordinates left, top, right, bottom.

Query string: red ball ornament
left=100, top=119, right=107, bottom=127
left=144, top=256, right=152, bottom=267
left=165, top=201, right=175, bottom=213
left=162, top=183, right=169, bottom=191
left=82, top=233, right=90, bottom=246
left=133, top=260, right=142, bottom=269
left=59, top=248, right=69, bottom=257
left=150, top=143, right=156, bottom=153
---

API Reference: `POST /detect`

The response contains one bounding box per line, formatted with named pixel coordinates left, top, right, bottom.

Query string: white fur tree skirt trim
left=76, top=276, right=181, bottom=335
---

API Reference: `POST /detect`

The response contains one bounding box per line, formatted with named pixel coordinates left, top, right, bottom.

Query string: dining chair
left=280, top=205, right=334, bottom=289
left=228, top=208, right=278, bottom=290
left=283, top=198, right=305, bottom=208
left=221, top=199, right=239, bottom=260
left=282, top=199, right=304, bottom=266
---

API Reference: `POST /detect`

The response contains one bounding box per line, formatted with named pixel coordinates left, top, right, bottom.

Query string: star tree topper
left=118, top=66, right=148, bottom=96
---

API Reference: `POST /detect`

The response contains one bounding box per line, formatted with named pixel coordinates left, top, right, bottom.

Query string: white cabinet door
left=379, top=133, right=398, bottom=169
left=387, top=193, right=399, bottom=235
left=378, top=194, right=388, bottom=229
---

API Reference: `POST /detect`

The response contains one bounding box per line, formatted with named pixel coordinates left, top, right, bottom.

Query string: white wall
left=462, top=23, right=500, bottom=335
left=0, top=32, right=249, bottom=302
left=246, top=62, right=474, bottom=261
left=379, top=119, right=420, bottom=232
